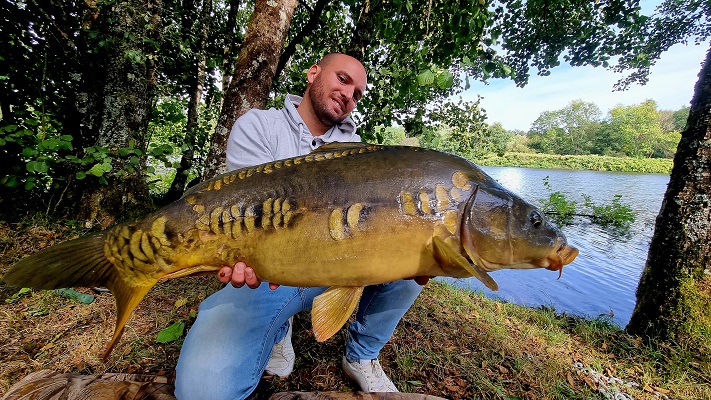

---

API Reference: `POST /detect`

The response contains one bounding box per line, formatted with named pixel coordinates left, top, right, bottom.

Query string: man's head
left=302, top=53, right=367, bottom=131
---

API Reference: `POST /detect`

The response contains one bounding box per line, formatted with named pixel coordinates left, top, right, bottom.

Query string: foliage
left=540, top=177, right=578, bottom=225
left=490, top=0, right=649, bottom=87
left=479, top=152, right=673, bottom=174
left=525, top=100, right=683, bottom=159
left=612, top=0, right=711, bottom=89
left=528, top=100, right=602, bottom=155
left=420, top=97, right=489, bottom=158
left=582, top=194, right=637, bottom=229
left=540, top=177, right=637, bottom=229
left=603, top=100, right=666, bottom=158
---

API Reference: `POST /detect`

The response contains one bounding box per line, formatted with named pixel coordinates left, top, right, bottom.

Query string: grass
left=1, top=219, right=710, bottom=399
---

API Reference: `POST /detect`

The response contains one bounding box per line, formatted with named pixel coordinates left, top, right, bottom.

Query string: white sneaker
left=264, top=317, right=295, bottom=377
left=341, top=356, right=399, bottom=392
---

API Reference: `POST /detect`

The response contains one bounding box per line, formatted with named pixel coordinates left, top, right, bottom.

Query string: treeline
left=524, top=99, right=686, bottom=158
left=378, top=98, right=687, bottom=164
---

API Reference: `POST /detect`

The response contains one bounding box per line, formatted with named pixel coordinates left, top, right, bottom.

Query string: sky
left=460, top=1, right=709, bottom=132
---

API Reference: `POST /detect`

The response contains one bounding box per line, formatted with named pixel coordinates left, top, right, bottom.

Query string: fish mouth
left=540, top=244, right=579, bottom=278
left=471, top=244, right=579, bottom=278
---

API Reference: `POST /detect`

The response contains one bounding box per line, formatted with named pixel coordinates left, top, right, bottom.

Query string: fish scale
left=3, top=143, right=578, bottom=358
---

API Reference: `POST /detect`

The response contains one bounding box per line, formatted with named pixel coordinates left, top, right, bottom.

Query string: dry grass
left=1, top=219, right=709, bottom=399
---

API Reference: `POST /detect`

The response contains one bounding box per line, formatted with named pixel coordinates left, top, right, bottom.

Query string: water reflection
left=443, top=166, right=670, bottom=327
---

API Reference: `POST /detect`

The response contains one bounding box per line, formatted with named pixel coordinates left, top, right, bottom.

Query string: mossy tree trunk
left=626, top=44, right=711, bottom=342
left=71, top=0, right=162, bottom=227
left=202, top=0, right=299, bottom=180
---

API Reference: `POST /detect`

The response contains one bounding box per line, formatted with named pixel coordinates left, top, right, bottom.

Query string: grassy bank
left=1, top=220, right=709, bottom=399
left=477, top=152, right=674, bottom=174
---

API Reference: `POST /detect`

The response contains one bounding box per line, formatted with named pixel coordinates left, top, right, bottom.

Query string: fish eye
left=530, top=211, right=543, bottom=228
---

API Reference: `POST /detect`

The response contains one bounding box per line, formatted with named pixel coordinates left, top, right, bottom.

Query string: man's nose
left=341, top=90, right=352, bottom=103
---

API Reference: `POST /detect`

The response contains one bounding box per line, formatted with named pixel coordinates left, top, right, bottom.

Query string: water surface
left=442, top=166, right=670, bottom=327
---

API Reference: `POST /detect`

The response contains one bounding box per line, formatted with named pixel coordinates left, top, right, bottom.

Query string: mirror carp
left=4, top=143, right=578, bottom=358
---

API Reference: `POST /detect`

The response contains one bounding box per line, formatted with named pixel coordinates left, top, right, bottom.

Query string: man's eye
left=338, top=75, right=346, bottom=82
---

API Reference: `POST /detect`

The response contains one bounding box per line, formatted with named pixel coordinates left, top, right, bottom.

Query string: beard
left=308, top=75, right=345, bottom=127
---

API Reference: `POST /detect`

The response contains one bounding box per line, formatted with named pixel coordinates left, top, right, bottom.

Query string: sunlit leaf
left=156, top=321, right=185, bottom=343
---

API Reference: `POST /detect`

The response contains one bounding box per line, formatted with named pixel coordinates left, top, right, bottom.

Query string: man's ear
left=306, top=64, right=320, bottom=85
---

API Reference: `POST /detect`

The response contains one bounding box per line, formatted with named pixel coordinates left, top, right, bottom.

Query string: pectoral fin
left=311, top=286, right=364, bottom=342
left=432, top=236, right=499, bottom=291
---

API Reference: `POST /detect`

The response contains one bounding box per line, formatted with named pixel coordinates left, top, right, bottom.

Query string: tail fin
left=4, top=232, right=113, bottom=289
left=3, top=232, right=157, bottom=359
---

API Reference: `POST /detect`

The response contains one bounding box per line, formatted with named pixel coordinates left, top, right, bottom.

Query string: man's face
left=307, top=54, right=367, bottom=126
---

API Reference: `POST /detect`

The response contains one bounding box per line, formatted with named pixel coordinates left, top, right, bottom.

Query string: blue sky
left=460, top=2, right=709, bottom=132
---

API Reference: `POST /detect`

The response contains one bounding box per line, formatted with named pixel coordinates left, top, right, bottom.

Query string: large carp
left=4, top=143, right=578, bottom=358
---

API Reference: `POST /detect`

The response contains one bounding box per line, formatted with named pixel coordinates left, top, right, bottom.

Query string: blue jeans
left=174, top=280, right=423, bottom=400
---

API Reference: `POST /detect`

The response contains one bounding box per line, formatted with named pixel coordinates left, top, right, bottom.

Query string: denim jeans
left=174, top=280, right=423, bottom=400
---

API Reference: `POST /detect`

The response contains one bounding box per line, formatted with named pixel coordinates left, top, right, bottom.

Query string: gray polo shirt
left=226, top=94, right=362, bottom=171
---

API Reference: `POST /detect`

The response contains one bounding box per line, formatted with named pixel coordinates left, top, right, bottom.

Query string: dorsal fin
left=310, top=142, right=374, bottom=153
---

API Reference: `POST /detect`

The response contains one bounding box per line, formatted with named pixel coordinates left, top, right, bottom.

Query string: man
left=174, top=53, right=425, bottom=399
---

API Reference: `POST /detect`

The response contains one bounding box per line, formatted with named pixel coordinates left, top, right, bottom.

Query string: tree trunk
left=274, top=0, right=330, bottom=81
left=202, top=0, right=298, bottom=180
left=221, top=0, right=243, bottom=93
left=347, top=0, right=376, bottom=61
left=163, top=0, right=212, bottom=204
left=626, top=44, right=711, bottom=342
left=72, top=0, right=162, bottom=227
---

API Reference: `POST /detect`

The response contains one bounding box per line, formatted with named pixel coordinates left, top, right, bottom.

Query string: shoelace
left=362, top=361, right=392, bottom=390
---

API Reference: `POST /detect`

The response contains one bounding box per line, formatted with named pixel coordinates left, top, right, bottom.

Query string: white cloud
left=461, top=43, right=708, bottom=132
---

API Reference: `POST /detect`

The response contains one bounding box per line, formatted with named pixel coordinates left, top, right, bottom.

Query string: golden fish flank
left=346, top=203, right=364, bottom=231
left=401, top=183, right=472, bottom=218
left=451, top=171, right=472, bottom=191
left=105, top=223, right=172, bottom=282
left=329, top=203, right=367, bottom=240
left=443, top=210, right=458, bottom=234
left=329, top=208, right=346, bottom=240
left=400, top=192, right=417, bottom=215
left=419, top=191, right=433, bottom=214
left=435, top=184, right=450, bottom=211
left=190, top=197, right=298, bottom=238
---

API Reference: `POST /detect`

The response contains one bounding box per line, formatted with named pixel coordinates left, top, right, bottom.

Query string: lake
left=441, top=165, right=671, bottom=328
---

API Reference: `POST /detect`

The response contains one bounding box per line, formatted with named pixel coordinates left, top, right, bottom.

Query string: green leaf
left=156, top=321, right=185, bottom=343
left=76, top=171, right=87, bottom=180
left=88, top=164, right=105, bottom=177
left=435, top=71, right=454, bottom=89
left=52, top=288, right=95, bottom=304
left=416, top=69, right=435, bottom=86
left=5, top=288, right=32, bottom=303
left=22, top=147, right=37, bottom=157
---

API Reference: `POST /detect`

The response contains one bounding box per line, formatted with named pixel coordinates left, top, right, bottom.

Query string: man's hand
left=411, top=276, right=431, bottom=286
left=412, top=276, right=431, bottom=286
left=217, top=261, right=280, bottom=290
